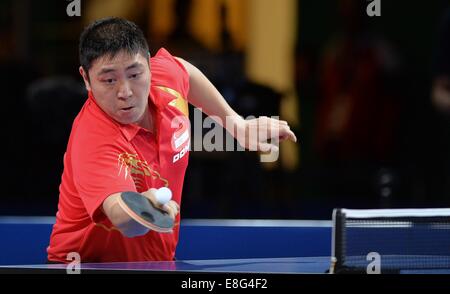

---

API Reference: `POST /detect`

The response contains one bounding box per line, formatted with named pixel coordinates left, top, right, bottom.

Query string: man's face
left=80, top=50, right=151, bottom=126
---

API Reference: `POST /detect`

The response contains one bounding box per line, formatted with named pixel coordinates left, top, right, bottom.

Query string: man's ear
left=79, top=66, right=92, bottom=92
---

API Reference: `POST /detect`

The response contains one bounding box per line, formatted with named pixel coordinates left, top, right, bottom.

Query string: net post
left=331, top=208, right=345, bottom=274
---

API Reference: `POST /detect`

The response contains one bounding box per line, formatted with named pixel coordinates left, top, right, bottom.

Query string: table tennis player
left=47, top=17, right=297, bottom=263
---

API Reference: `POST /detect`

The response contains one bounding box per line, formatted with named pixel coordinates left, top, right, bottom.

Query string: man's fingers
left=163, top=200, right=179, bottom=219
left=142, top=188, right=157, bottom=200
left=141, top=188, right=159, bottom=206
left=143, top=189, right=172, bottom=211
left=170, top=201, right=180, bottom=216
left=266, top=125, right=297, bottom=143
left=258, top=142, right=279, bottom=153
left=281, top=129, right=297, bottom=143
left=244, top=118, right=297, bottom=152
left=273, top=123, right=297, bottom=143
left=260, top=119, right=296, bottom=141
left=163, top=204, right=175, bottom=219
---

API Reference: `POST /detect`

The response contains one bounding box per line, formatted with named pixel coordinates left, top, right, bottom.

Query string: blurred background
left=1, top=0, right=450, bottom=220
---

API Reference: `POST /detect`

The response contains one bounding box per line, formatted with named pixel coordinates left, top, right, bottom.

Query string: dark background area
left=1, top=0, right=450, bottom=220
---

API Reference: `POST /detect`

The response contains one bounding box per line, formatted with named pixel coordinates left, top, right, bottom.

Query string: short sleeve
left=150, top=48, right=190, bottom=100
left=72, top=135, right=137, bottom=223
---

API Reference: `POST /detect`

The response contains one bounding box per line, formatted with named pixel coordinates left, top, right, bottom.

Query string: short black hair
left=79, top=17, right=149, bottom=75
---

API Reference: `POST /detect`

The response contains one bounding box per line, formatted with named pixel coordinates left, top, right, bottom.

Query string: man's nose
left=117, top=80, right=132, bottom=99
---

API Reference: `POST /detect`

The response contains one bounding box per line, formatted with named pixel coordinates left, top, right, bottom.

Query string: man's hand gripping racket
left=117, top=187, right=179, bottom=233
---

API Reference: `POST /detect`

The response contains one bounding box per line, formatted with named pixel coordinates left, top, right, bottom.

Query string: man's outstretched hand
left=231, top=116, right=297, bottom=153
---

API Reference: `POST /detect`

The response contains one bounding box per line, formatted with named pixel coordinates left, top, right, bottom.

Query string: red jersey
left=47, top=48, right=190, bottom=263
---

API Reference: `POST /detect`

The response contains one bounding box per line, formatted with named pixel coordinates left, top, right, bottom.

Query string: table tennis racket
left=117, top=190, right=174, bottom=233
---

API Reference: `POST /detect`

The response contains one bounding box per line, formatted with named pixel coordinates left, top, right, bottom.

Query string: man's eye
left=129, top=73, right=142, bottom=79
left=104, top=79, right=115, bottom=84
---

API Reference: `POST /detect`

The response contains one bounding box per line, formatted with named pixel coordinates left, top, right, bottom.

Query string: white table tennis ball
left=155, top=187, right=172, bottom=205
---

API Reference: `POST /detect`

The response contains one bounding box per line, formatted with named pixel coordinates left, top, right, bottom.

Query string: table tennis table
left=0, top=256, right=330, bottom=274
left=1, top=218, right=450, bottom=275
left=2, top=256, right=450, bottom=274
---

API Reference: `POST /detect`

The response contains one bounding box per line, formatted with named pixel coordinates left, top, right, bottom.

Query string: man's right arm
left=102, top=190, right=180, bottom=238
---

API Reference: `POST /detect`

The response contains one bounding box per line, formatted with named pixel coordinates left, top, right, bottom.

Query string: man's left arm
left=176, top=57, right=297, bottom=152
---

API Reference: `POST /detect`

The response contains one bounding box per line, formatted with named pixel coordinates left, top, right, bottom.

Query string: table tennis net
left=330, top=208, right=450, bottom=274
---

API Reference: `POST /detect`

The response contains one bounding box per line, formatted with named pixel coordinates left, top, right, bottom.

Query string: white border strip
left=181, top=219, right=331, bottom=227
left=342, top=208, right=450, bottom=219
